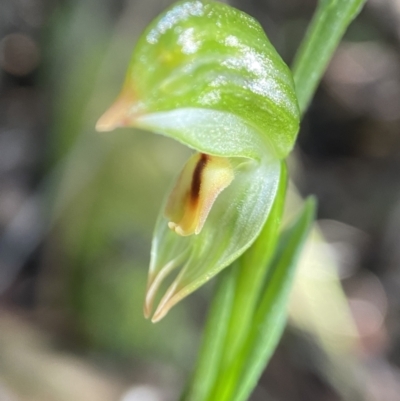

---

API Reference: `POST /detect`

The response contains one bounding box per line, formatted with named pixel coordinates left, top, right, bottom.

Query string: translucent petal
left=148, top=158, right=281, bottom=322
left=97, top=105, right=269, bottom=161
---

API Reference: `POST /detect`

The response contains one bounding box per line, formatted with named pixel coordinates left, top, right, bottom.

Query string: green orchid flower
left=96, top=0, right=299, bottom=322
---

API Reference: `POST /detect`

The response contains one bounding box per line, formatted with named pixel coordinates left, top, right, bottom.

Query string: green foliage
left=184, top=170, right=314, bottom=401
left=233, top=198, right=315, bottom=401
left=186, top=263, right=238, bottom=401
left=292, top=0, right=367, bottom=114
left=205, top=163, right=288, bottom=401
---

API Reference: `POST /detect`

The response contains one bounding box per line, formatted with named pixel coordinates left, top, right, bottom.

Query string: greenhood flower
left=96, top=0, right=299, bottom=321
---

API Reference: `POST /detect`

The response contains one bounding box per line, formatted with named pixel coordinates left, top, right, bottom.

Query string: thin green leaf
left=292, top=0, right=367, bottom=115
left=185, top=264, right=238, bottom=401
left=206, top=163, right=287, bottom=401
left=232, top=197, right=316, bottom=401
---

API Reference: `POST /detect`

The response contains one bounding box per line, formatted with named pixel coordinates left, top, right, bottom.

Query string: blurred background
left=1, top=0, right=400, bottom=400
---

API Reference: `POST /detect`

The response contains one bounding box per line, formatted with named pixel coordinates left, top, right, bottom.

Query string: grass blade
left=184, top=264, right=238, bottom=401
left=206, top=164, right=288, bottom=401
left=233, top=197, right=316, bottom=401
left=292, top=0, right=367, bottom=115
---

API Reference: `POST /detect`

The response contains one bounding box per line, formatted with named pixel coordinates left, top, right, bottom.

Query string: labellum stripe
left=191, top=153, right=208, bottom=203
left=166, top=153, right=234, bottom=237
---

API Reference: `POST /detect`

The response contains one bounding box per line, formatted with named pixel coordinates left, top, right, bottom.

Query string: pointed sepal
left=97, top=0, right=299, bottom=159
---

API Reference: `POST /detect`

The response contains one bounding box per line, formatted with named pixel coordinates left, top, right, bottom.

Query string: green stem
left=185, top=263, right=238, bottom=401
left=232, top=198, right=316, bottom=401
left=185, top=1, right=368, bottom=400
left=292, top=0, right=367, bottom=115
left=207, top=164, right=287, bottom=401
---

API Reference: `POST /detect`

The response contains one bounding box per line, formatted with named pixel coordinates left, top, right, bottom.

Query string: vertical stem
left=184, top=1, right=369, bottom=400
left=207, top=164, right=287, bottom=401
left=185, top=264, right=238, bottom=401
left=292, top=0, right=367, bottom=115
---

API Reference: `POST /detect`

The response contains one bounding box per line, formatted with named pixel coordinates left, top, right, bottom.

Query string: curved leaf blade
left=233, top=197, right=316, bottom=401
